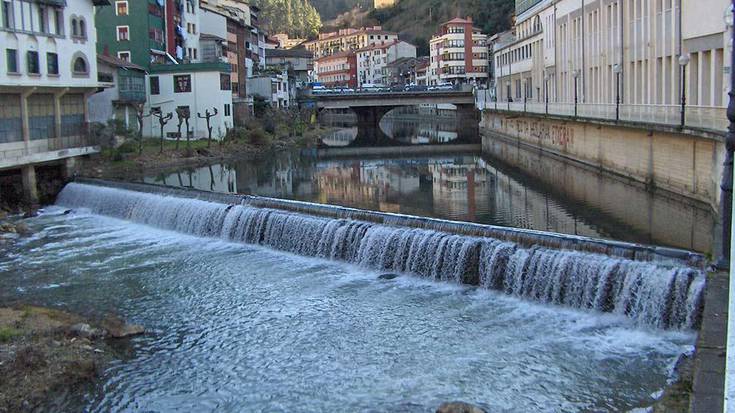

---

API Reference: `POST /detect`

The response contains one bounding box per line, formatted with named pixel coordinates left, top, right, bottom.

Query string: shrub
left=248, top=127, right=272, bottom=146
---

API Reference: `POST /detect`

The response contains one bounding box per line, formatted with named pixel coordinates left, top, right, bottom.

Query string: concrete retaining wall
left=480, top=111, right=725, bottom=209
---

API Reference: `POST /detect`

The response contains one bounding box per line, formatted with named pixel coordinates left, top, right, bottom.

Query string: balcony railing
left=475, top=90, right=728, bottom=133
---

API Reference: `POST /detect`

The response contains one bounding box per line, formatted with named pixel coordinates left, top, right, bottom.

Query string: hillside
left=252, top=0, right=322, bottom=38
left=310, top=0, right=372, bottom=20
left=369, top=0, right=515, bottom=55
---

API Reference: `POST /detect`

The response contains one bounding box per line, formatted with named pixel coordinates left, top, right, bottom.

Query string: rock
left=378, top=273, right=400, bottom=280
left=0, top=210, right=7, bottom=220
left=63, top=209, right=73, bottom=215
left=69, top=323, right=105, bottom=339
left=14, top=223, right=30, bottom=236
left=102, top=316, right=145, bottom=338
left=436, top=402, right=487, bottom=413
left=22, top=209, right=38, bottom=219
left=0, top=223, right=16, bottom=233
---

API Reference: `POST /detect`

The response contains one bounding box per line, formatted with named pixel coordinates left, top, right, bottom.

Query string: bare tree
left=150, top=109, right=173, bottom=153
left=197, top=107, right=219, bottom=148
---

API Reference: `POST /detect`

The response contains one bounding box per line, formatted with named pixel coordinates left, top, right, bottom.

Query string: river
left=0, top=109, right=712, bottom=411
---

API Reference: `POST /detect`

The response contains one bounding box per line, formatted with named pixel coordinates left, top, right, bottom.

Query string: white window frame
left=117, top=51, right=131, bottom=62
left=115, top=0, right=128, bottom=16
left=116, top=25, right=129, bottom=41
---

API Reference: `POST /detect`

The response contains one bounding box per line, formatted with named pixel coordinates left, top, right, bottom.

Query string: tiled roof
left=97, top=54, right=146, bottom=71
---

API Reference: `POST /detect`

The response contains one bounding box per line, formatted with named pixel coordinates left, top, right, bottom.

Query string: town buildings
left=88, top=54, right=146, bottom=130
left=271, top=33, right=306, bottom=49
left=315, top=51, right=358, bottom=88
left=305, top=26, right=399, bottom=59
left=355, top=40, right=417, bottom=86
left=265, top=48, right=314, bottom=87
left=0, top=0, right=109, bottom=203
left=384, top=56, right=429, bottom=87
left=493, top=0, right=731, bottom=108
left=428, top=17, right=490, bottom=86
left=429, top=17, right=490, bottom=87
left=248, top=71, right=290, bottom=109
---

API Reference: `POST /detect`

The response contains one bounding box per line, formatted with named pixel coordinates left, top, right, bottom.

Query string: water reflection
left=143, top=150, right=716, bottom=253
left=320, top=106, right=461, bottom=146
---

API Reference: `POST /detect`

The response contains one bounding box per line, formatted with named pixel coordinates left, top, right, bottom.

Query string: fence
left=475, top=89, right=728, bottom=133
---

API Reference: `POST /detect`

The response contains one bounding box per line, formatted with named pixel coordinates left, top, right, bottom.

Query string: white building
left=429, top=17, right=490, bottom=86
left=0, top=0, right=107, bottom=195
left=494, top=0, right=731, bottom=108
left=355, top=40, right=417, bottom=87
left=88, top=54, right=146, bottom=131
left=247, top=70, right=290, bottom=108
left=143, top=63, right=234, bottom=139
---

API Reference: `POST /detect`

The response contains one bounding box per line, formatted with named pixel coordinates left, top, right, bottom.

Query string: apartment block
left=494, top=0, right=731, bottom=107
left=355, top=40, right=417, bottom=87
left=315, top=51, right=358, bottom=88
left=305, top=26, right=399, bottom=59
left=429, top=17, right=490, bottom=86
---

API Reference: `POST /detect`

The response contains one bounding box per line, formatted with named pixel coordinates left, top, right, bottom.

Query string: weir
left=58, top=179, right=707, bottom=330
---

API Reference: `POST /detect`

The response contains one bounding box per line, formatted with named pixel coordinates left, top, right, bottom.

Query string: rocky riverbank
left=0, top=306, right=143, bottom=413
left=83, top=117, right=332, bottom=181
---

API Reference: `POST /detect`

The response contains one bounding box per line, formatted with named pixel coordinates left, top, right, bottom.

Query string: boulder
left=69, top=323, right=105, bottom=339
left=101, top=315, right=145, bottom=338
left=0, top=223, right=16, bottom=233
left=436, top=402, right=487, bottom=413
left=378, top=273, right=400, bottom=280
left=14, top=223, right=30, bottom=236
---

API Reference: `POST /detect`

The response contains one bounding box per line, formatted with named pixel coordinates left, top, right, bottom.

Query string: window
left=174, top=75, right=191, bottom=93
left=79, top=19, right=86, bottom=38
left=224, top=104, right=231, bottom=116
left=232, top=82, right=239, bottom=94
left=71, top=18, right=78, bottom=36
left=220, top=73, right=231, bottom=90
left=116, top=1, right=128, bottom=16
left=149, top=76, right=160, bottom=95
left=2, top=1, right=12, bottom=29
left=73, top=56, right=88, bottom=74
left=117, top=26, right=129, bottom=41
left=54, top=9, right=62, bottom=35
left=117, top=51, right=130, bottom=62
left=27, top=51, right=40, bottom=74
left=38, top=7, right=46, bottom=33
left=6, top=49, right=17, bottom=73
left=47, top=52, right=58, bottom=75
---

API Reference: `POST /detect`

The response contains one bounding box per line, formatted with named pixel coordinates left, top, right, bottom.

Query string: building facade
left=429, top=17, right=490, bottom=86
left=315, top=51, right=358, bottom=88
left=88, top=54, right=146, bottom=130
left=305, top=27, right=399, bottom=59
left=143, top=62, right=233, bottom=139
left=493, top=0, right=731, bottom=108
left=0, top=0, right=108, bottom=202
left=355, top=40, right=417, bottom=87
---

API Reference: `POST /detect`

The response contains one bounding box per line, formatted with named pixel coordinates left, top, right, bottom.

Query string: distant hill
left=310, top=0, right=372, bottom=20
left=369, top=0, right=514, bottom=55
left=253, top=0, right=323, bottom=38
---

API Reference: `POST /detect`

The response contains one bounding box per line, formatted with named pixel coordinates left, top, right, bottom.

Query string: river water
left=0, top=206, right=696, bottom=412
left=0, top=110, right=711, bottom=411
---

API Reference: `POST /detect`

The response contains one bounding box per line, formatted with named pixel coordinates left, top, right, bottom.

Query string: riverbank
left=0, top=305, right=143, bottom=412
left=83, top=119, right=331, bottom=182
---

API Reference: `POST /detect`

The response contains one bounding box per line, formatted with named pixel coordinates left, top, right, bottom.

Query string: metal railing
left=475, top=89, right=728, bottom=133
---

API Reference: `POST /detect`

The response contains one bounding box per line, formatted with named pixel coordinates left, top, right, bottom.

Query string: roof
left=354, top=39, right=413, bottom=53
left=316, top=50, right=355, bottom=62
left=444, top=17, right=472, bottom=25
left=306, top=28, right=398, bottom=45
left=200, top=33, right=226, bottom=42
left=384, top=56, right=417, bottom=68
left=266, top=48, right=313, bottom=59
left=97, top=54, right=145, bottom=71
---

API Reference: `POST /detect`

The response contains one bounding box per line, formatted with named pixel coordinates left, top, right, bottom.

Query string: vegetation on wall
left=253, top=0, right=323, bottom=38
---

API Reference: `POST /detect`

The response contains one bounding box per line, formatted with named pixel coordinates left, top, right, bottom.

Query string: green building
left=95, top=0, right=167, bottom=69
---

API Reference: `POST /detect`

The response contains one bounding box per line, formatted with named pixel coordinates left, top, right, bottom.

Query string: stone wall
left=480, top=111, right=725, bottom=209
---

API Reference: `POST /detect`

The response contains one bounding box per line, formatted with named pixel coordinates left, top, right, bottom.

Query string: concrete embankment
left=479, top=110, right=724, bottom=210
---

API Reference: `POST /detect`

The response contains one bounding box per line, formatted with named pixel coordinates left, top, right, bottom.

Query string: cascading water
left=56, top=182, right=706, bottom=330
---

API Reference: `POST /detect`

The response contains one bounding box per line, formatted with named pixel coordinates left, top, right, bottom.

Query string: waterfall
left=56, top=182, right=706, bottom=330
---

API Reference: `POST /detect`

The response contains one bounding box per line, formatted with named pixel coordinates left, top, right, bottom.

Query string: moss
left=0, top=327, right=20, bottom=343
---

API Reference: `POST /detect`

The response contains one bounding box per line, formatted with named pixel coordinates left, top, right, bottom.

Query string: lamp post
left=572, top=70, right=580, bottom=117
left=544, top=73, right=549, bottom=115
left=717, top=3, right=734, bottom=270
left=678, top=54, right=690, bottom=128
left=613, top=63, right=622, bottom=122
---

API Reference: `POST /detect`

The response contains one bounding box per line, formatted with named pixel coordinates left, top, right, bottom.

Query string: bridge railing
left=475, top=89, right=727, bottom=133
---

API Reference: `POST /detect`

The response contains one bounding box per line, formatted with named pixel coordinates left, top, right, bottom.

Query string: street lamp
left=572, top=70, right=580, bottom=117
left=678, top=54, right=690, bottom=128
left=613, top=63, right=622, bottom=122
left=544, top=72, right=549, bottom=115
